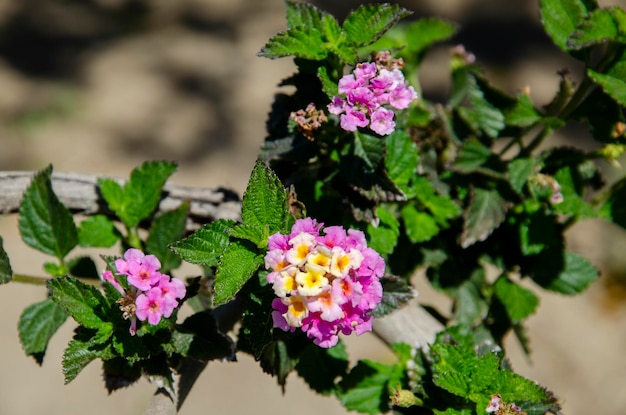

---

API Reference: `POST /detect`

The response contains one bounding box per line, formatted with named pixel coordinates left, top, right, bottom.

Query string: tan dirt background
left=1, top=0, right=626, bottom=414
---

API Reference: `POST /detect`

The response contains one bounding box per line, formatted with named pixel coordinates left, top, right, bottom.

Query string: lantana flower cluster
left=486, top=394, right=527, bottom=415
left=264, top=218, right=385, bottom=348
left=327, top=57, right=418, bottom=136
left=102, top=248, right=186, bottom=335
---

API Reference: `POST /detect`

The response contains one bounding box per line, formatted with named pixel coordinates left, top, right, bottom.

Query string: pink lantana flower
left=101, top=248, right=186, bottom=335
left=327, top=55, right=418, bottom=136
left=265, top=218, right=385, bottom=348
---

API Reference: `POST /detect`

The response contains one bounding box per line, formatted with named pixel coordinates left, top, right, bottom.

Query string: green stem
left=127, top=227, right=143, bottom=250
left=12, top=273, right=102, bottom=287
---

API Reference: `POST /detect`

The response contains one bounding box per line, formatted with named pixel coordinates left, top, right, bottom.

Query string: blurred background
left=1, top=0, right=626, bottom=414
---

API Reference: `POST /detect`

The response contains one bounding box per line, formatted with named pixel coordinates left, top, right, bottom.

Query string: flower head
left=328, top=53, right=418, bottom=136
left=102, top=248, right=186, bottom=335
left=265, top=219, right=385, bottom=348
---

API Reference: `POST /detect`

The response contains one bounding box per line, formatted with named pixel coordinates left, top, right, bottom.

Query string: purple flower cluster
left=327, top=61, right=418, bottom=135
left=486, top=394, right=526, bottom=415
left=102, top=249, right=186, bottom=335
left=264, top=218, right=385, bottom=348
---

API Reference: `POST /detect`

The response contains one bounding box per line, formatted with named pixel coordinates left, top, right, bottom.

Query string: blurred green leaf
left=493, top=276, right=539, bottom=322
left=460, top=188, right=508, bottom=248
left=540, top=0, right=597, bottom=52
left=532, top=251, right=598, bottom=295
left=588, top=61, right=626, bottom=107
left=401, top=205, right=440, bottom=243
left=453, top=139, right=493, bottom=173
left=337, top=359, right=393, bottom=415
left=146, top=202, right=189, bottom=273
left=568, top=7, right=626, bottom=50
left=0, top=236, right=12, bottom=284
left=505, top=93, right=542, bottom=127
left=507, top=158, right=536, bottom=194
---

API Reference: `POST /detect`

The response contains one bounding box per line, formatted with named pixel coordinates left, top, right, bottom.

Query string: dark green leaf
left=343, top=3, right=411, bottom=47
left=540, top=0, right=596, bottom=51
left=18, top=165, right=78, bottom=259
left=146, top=202, right=189, bottom=273
left=171, top=310, right=234, bottom=361
left=507, top=158, right=536, bottom=194
left=451, top=268, right=487, bottom=326
left=0, top=236, right=12, bottom=284
left=493, top=276, right=539, bottom=321
left=453, top=139, right=493, bottom=173
left=213, top=241, right=264, bottom=306
left=18, top=298, right=68, bottom=364
left=63, top=331, right=115, bottom=384
left=240, top=161, right=290, bottom=248
left=532, top=251, right=598, bottom=295
left=78, top=215, right=120, bottom=248
left=374, top=275, right=415, bottom=317
left=102, top=357, right=141, bottom=393
left=460, top=188, right=508, bottom=248
left=296, top=341, right=349, bottom=395
left=99, top=161, right=177, bottom=229
left=385, top=130, right=418, bottom=191
left=48, top=276, right=112, bottom=330
left=568, top=7, right=626, bottom=50
left=337, top=360, right=393, bottom=415
left=169, top=219, right=235, bottom=267
left=237, top=288, right=276, bottom=359
left=259, top=28, right=327, bottom=60
left=401, top=205, right=440, bottom=243
left=68, top=256, right=100, bottom=279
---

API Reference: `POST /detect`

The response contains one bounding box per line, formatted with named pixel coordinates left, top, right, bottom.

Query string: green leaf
left=532, top=251, right=598, bottom=295
left=588, top=63, right=626, bottom=107
left=259, top=28, right=327, bottom=60
left=453, top=139, right=494, bottom=173
left=318, top=66, right=339, bottom=98
left=451, top=268, right=488, bottom=326
left=568, top=7, right=626, bottom=50
left=430, top=343, right=478, bottom=398
left=374, top=275, right=415, bottom=317
left=77, top=215, right=120, bottom=248
left=146, top=202, right=189, bottom=273
left=18, top=165, right=78, bottom=259
left=240, top=161, right=290, bottom=247
left=337, top=360, right=393, bottom=415
left=296, top=341, right=349, bottom=395
left=460, top=188, right=508, bottom=248
left=401, top=205, right=440, bottom=244
left=170, top=219, right=235, bottom=267
left=507, top=158, right=536, bottom=194
left=63, top=329, right=115, bottom=384
left=505, top=93, right=542, bottom=127
left=213, top=241, right=264, bottom=306
left=48, top=276, right=112, bottom=330
left=413, top=177, right=461, bottom=226
left=343, top=3, right=412, bottom=47
left=237, top=288, right=276, bottom=359
left=99, top=161, right=177, bottom=229
left=539, top=0, right=596, bottom=52
left=18, top=298, right=68, bottom=364
left=285, top=0, right=325, bottom=30
left=385, top=130, right=418, bottom=191
left=367, top=206, right=400, bottom=255
left=0, top=236, right=12, bottom=284
left=403, top=18, right=458, bottom=57
left=552, top=166, right=596, bottom=218
left=493, top=276, right=539, bottom=322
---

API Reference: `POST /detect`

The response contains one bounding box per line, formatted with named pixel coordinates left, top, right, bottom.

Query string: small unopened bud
left=390, top=388, right=423, bottom=408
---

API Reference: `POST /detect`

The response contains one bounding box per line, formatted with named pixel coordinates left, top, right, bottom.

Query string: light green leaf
left=505, top=93, right=542, bottom=127
left=367, top=206, right=400, bottom=255
left=461, top=188, right=508, bottom=248
left=568, top=7, right=626, bottom=50
left=213, top=241, right=264, bottom=306
left=169, top=219, right=235, bottom=267
left=18, top=165, right=78, bottom=259
left=401, top=205, right=440, bottom=243
left=403, top=18, right=458, bottom=56
left=146, top=202, right=189, bottom=273
left=258, top=28, right=327, bottom=60
left=78, top=215, right=120, bottom=248
left=240, top=161, right=290, bottom=247
left=385, top=130, right=418, bottom=191
left=539, top=0, right=597, bottom=52
left=48, top=276, right=112, bottom=331
left=430, top=343, right=478, bottom=398
left=318, top=66, right=339, bottom=98
left=553, top=166, right=596, bottom=218
left=0, top=236, right=12, bottom=284
left=343, top=3, right=411, bottom=47
left=285, top=0, right=325, bottom=30
left=493, top=276, right=540, bottom=321
left=412, top=177, right=461, bottom=226
left=99, top=161, right=177, bottom=229
left=532, top=251, right=599, bottom=295
left=18, top=298, right=68, bottom=364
